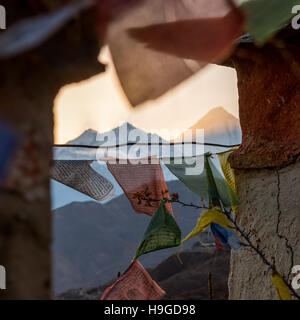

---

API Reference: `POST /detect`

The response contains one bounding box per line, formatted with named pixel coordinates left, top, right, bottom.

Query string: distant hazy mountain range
left=51, top=107, right=241, bottom=209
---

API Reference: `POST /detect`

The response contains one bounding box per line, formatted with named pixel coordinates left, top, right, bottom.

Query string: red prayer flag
left=214, top=234, right=225, bottom=251
left=101, top=260, right=165, bottom=300
left=106, top=157, right=174, bottom=216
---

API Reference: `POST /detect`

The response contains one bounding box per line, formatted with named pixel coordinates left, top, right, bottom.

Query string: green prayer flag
left=163, top=154, right=239, bottom=209
left=164, top=156, right=208, bottom=201
left=134, top=201, right=181, bottom=260
left=204, top=154, right=222, bottom=208
left=241, top=0, right=299, bottom=44
left=205, top=154, right=240, bottom=209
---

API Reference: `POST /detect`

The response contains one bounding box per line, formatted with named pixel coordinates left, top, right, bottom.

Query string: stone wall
left=229, top=160, right=300, bottom=299
left=228, top=40, right=300, bottom=300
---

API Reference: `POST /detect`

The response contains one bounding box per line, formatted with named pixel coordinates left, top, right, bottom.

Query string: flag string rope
left=53, top=142, right=241, bottom=149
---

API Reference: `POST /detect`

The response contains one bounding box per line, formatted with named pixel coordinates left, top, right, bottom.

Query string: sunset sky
left=54, top=47, right=239, bottom=143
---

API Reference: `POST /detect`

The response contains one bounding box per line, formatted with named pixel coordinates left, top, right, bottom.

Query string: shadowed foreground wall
left=229, top=42, right=300, bottom=299
left=0, top=0, right=103, bottom=299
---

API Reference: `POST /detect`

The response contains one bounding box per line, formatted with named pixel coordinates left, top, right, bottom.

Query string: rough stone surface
left=0, top=0, right=103, bottom=299
left=229, top=44, right=300, bottom=169
left=228, top=159, right=300, bottom=300
left=227, top=40, right=300, bottom=300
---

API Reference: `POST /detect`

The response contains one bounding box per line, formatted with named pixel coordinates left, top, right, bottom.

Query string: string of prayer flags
left=0, top=123, right=18, bottom=185
left=101, top=260, right=165, bottom=300
left=106, top=157, right=174, bottom=216
left=205, top=152, right=241, bottom=250
left=51, top=160, right=114, bottom=202
left=271, top=272, right=292, bottom=300
left=134, top=200, right=181, bottom=260
left=106, top=0, right=244, bottom=106
left=217, top=149, right=239, bottom=212
left=210, top=223, right=241, bottom=251
left=182, top=208, right=234, bottom=244
left=163, top=154, right=238, bottom=210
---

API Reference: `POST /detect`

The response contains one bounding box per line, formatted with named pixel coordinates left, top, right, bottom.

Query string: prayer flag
left=51, top=160, right=114, bottom=202
left=205, top=154, right=222, bottom=208
left=134, top=201, right=181, bottom=260
left=211, top=222, right=241, bottom=251
left=106, top=158, right=174, bottom=216
left=205, top=154, right=239, bottom=209
left=101, top=260, right=165, bottom=300
left=217, top=149, right=236, bottom=191
left=182, top=208, right=234, bottom=243
left=106, top=0, right=244, bottom=106
left=214, top=234, right=225, bottom=251
left=240, top=0, right=299, bottom=44
left=163, top=156, right=208, bottom=201
left=217, top=149, right=239, bottom=211
left=271, top=272, right=292, bottom=300
left=164, top=154, right=238, bottom=210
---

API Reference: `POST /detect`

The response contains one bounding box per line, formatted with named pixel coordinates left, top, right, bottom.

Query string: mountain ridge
left=66, top=122, right=166, bottom=147
left=56, top=248, right=230, bottom=300
left=176, top=106, right=241, bottom=146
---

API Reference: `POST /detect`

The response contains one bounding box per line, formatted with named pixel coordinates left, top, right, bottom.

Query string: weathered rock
left=229, top=160, right=300, bottom=299
left=227, top=32, right=300, bottom=299
left=230, top=43, right=300, bottom=169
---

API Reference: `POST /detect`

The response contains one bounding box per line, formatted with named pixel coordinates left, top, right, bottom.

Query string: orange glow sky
left=54, top=47, right=239, bottom=143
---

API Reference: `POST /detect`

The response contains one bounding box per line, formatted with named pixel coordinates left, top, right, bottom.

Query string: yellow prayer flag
left=182, top=208, right=234, bottom=243
left=218, top=148, right=239, bottom=212
left=271, top=272, right=292, bottom=300
left=217, top=148, right=238, bottom=191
